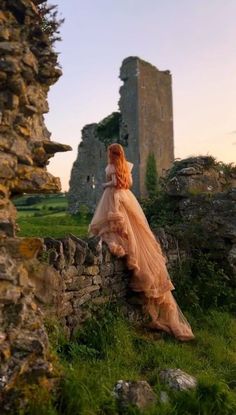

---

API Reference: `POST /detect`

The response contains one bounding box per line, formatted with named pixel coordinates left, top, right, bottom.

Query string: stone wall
left=0, top=234, right=146, bottom=411
left=68, top=124, right=107, bottom=213
left=0, top=229, right=184, bottom=411
left=40, top=236, right=145, bottom=336
left=0, top=0, right=71, bottom=237
left=0, top=1, right=71, bottom=410
left=137, top=59, right=174, bottom=196
left=164, top=156, right=236, bottom=282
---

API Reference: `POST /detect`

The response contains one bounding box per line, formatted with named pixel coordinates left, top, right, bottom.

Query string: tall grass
left=24, top=306, right=236, bottom=415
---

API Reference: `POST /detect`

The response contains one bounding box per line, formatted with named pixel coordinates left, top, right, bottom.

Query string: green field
left=26, top=306, right=236, bottom=415
left=13, top=194, right=90, bottom=238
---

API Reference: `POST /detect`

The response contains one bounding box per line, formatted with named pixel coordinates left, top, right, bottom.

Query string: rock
left=42, top=140, right=72, bottom=154
left=0, top=153, right=17, bottom=179
left=100, top=262, right=114, bottom=277
left=28, top=262, right=63, bottom=306
left=0, top=41, right=21, bottom=54
left=0, top=57, right=20, bottom=73
left=84, top=265, right=99, bottom=276
left=113, top=380, right=156, bottom=410
left=60, top=238, right=76, bottom=266
left=159, top=369, right=197, bottom=391
left=0, top=247, right=16, bottom=281
left=14, top=164, right=61, bottom=193
left=66, top=275, right=93, bottom=291
left=73, top=293, right=91, bottom=307
left=0, top=282, right=21, bottom=304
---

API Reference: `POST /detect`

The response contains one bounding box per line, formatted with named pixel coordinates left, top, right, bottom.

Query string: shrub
left=145, top=153, right=158, bottom=197
left=171, top=253, right=236, bottom=312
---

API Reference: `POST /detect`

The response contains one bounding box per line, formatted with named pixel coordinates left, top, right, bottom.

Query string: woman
left=89, top=143, right=194, bottom=341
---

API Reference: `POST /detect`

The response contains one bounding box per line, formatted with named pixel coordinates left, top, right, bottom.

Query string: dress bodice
left=105, top=162, right=133, bottom=180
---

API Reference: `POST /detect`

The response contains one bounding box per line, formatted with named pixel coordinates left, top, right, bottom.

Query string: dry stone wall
left=41, top=236, right=144, bottom=337
left=0, top=0, right=71, bottom=237
left=0, top=1, right=71, bottom=410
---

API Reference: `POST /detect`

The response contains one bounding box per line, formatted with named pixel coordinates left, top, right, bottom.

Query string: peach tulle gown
left=89, top=162, right=194, bottom=341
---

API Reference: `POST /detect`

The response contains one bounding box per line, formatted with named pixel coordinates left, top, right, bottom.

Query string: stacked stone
left=0, top=0, right=71, bottom=236
left=0, top=237, right=54, bottom=412
left=42, top=236, right=142, bottom=337
left=164, top=156, right=236, bottom=280
left=0, top=1, right=71, bottom=410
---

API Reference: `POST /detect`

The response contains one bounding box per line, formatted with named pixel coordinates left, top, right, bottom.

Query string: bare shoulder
left=127, top=161, right=134, bottom=171
left=105, top=163, right=116, bottom=174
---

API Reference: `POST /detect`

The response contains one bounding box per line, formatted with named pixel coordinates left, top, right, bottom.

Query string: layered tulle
left=89, top=165, right=194, bottom=341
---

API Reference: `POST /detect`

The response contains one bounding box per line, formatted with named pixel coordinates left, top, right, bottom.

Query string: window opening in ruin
left=87, top=175, right=90, bottom=182
left=91, top=175, right=96, bottom=189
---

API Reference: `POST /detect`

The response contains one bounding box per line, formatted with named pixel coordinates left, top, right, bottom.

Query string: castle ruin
left=68, top=56, right=174, bottom=212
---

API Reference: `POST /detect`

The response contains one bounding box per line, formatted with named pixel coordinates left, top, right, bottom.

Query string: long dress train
left=89, top=163, right=194, bottom=341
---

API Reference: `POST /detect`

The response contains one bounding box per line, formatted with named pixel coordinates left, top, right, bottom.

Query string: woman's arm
left=102, top=173, right=117, bottom=188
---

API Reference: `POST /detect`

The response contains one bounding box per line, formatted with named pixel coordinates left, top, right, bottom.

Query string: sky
left=45, top=0, right=236, bottom=191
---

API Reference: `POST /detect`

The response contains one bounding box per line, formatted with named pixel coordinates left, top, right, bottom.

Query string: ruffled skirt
left=89, top=187, right=194, bottom=341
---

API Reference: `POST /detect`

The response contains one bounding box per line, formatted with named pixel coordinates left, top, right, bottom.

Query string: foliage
left=145, top=153, right=158, bottom=197
left=141, top=191, right=182, bottom=227
left=96, top=112, right=122, bottom=148
left=216, top=161, right=236, bottom=179
left=38, top=3, right=65, bottom=43
left=172, top=252, right=236, bottom=313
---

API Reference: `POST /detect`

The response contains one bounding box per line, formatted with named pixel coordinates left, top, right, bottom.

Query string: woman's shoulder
left=105, top=163, right=116, bottom=174
left=127, top=161, right=134, bottom=171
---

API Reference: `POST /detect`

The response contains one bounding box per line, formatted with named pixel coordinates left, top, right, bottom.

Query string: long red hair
left=108, top=143, right=132, bottom=189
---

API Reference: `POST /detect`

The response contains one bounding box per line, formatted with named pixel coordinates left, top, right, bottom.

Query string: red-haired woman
left=89, top=143, right=194, bottom=341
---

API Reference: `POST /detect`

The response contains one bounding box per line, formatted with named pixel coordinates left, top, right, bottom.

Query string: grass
left=17, top=213, right=89, bottom=238
left=13, top=194, right=90, bottom=238
left=24, top=306, right=236, bottom=415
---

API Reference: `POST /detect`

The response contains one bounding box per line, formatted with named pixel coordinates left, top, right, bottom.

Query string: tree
left=145, top=153, right=158, bottom=197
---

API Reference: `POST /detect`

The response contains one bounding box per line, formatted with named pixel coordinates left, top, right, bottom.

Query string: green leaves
left=145, top=153, right=158, bottom=197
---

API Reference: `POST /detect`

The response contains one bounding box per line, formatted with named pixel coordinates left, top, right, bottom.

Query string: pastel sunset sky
left=45, top=0, right=236, bottom=190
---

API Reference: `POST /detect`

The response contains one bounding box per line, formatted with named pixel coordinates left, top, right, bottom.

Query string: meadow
left=25, top=306, right=236, bottom=415
left=14, top=193, right=89, bottom=238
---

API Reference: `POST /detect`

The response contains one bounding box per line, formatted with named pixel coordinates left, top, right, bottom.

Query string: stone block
left=84, top=265, right=99, bottom=276
left=100, top=263, right=114, bottom=277
left=92, top=274, right=102, bottom=285
left=66, top=275, right=92, bottom=291
left=0, top=282, right=21, bottom=304
left=73, top=293, right=91, bottom=307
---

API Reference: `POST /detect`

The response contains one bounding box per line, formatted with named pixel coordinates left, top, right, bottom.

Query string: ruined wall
left=119, top=57, right=174, bottom=198
left=137, top=59, right=174, bottom=197
left=68, top=56, right=174, bottom=212
left=68, top=124, right=107, bottom=213
left=0, top=1, right=71, bottom=410
left=0, top=0, right=71, bottom=237
left=119, top=57, right=140, bottom=196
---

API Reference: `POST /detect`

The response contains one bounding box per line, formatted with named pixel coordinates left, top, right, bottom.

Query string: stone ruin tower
left=68, top=56, right=174, bottom=212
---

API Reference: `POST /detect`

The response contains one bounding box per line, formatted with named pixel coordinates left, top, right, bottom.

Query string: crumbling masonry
left=68, top=56, right=174, bottom=212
